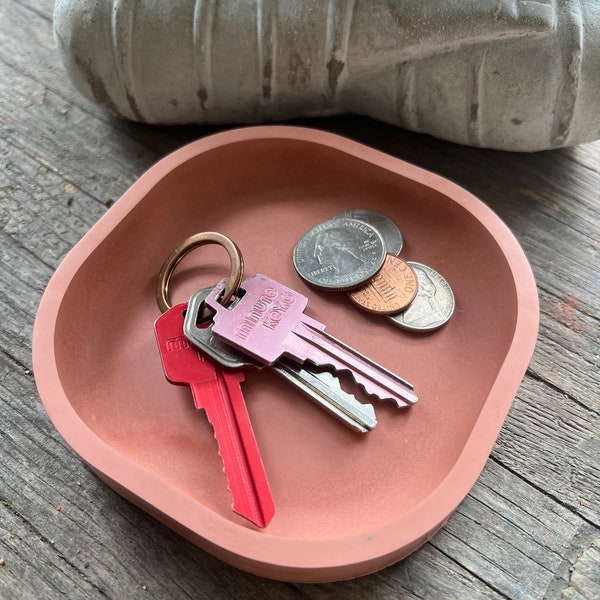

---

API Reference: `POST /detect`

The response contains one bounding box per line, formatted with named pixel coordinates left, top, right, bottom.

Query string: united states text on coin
left=388, top=262, right=455, bottom=331
left=348, top=254, right=418, bottom=314
left=293, top=218, right=386, bottom=291
left=333, top=209, right=403, bottom=255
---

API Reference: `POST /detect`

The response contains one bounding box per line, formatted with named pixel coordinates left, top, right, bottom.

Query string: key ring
left=156, top=231, right=244, bottom=312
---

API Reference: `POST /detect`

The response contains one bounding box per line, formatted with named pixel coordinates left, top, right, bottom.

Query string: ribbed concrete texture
left=54, top=0, right=600, bottom=151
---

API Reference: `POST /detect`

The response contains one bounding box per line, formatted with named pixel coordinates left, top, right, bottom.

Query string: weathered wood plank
left=0, top=57, right=152, bottom=201
left=559, top=537, right=600, bottom=600
left=433, top=459, right=596, bottom=599
left=0, top=233, right=52, bottom=368
left=533, top=298, right=599, bottom=411
left=494, top=375, right=599, bottom=526
left=0, top=138, right=106, bottom=267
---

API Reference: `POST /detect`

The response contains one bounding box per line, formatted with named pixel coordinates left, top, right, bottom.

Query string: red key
left=154, top=303, right=274, bottom=527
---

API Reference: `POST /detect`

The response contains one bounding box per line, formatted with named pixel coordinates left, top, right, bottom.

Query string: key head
left=184, top=287, right=262, bottom=370
left=205, top=274, right=308, bottom=365
left=155, top=304, right=245, bottom=406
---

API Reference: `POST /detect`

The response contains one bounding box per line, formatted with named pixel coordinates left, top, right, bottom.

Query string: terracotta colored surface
left=32, top=126, right=539, bottom=582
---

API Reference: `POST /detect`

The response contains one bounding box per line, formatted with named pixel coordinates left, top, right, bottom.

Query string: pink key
left=205, top=275, right=418, bottom=407
left=154, top=303, right=274, bottom=527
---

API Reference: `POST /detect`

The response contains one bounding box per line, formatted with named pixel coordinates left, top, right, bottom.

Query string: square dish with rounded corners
left=33, top=126, right=539, bottom=582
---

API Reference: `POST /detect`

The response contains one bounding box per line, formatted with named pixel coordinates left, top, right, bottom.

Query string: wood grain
left=1, top=1, right=598, bottom=598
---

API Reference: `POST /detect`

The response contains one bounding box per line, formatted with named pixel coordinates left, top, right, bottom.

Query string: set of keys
left=154, top=233, right=418, bottom=527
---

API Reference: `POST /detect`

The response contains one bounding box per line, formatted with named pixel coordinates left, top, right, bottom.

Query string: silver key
left=204, top=274, right=418, bottom=407
left=184, top=287, right=377, bottom=433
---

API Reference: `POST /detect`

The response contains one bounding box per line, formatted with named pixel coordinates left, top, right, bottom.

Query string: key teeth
left=294, top=320, right=418, bottom=406
left=312, top=370, right=379, bottom=419
left=203, top=374, right=275, bottom=528
left=305, top=359, right=418, bottom=407
left=314, top=369, right=347, bottom=392
left=211, top=427, right=274, bottom=528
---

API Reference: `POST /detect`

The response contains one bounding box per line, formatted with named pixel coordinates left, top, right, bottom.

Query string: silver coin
left=293, top=218, right=387, bottom=291
left=333, top=209, right=403, bottom=255
left=388, top=262, right=455, bottom=331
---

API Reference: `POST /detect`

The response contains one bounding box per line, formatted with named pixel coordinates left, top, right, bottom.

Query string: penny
left=293, top=218, right=387, bottom=291
left=388, top=262, right=455, bottom=331
left=348, top=254, right=418, bottom=314
left=333, top=209, right=404, bottom=255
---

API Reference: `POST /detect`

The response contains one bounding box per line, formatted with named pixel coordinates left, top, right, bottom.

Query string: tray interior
left=51, top=136, right=520, bottom=539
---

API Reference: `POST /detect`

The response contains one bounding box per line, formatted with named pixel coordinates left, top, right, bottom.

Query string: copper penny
left=348, top=254, right=419, bottom=314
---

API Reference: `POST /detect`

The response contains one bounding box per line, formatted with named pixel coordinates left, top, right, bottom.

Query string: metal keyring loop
left=156, top=232, right=244, bottom=313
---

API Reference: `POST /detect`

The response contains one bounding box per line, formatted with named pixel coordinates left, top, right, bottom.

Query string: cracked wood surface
left=1, top=1, right=598, bottom=598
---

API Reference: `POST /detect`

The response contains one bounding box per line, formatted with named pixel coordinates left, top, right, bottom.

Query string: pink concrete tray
left=32, top=126, right=539, bottom=582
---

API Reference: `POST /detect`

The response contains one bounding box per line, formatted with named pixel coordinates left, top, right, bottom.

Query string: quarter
left=333, top=209, right=403, bottom=255
left=293, top=218, right=387, bottom=290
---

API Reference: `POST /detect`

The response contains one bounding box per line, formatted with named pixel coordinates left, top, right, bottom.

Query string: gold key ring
left=156, top=231, right=244, bottom=313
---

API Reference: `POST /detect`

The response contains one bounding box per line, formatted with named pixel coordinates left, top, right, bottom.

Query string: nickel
left=388, top=262, right=455, bottom=331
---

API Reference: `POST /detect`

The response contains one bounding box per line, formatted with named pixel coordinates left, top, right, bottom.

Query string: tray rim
left=32, top=125, right=539, bottom=582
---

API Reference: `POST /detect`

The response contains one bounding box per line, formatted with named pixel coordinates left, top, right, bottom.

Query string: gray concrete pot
left=54, top=0, right=600, bottom=151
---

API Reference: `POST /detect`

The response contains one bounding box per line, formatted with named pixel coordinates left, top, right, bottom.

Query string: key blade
left=291, top=316, right=419, bottom=407
left=192, top=371, right=274, bottom=528
left=203, top=274, right=416, bottom=406
left=185, top=289, right=376, bottom=433
left=273, top=359, right=377, bottom=432
left=156, top=303, right=274, bottom=527
left=185, top=287, right=376, bottom=433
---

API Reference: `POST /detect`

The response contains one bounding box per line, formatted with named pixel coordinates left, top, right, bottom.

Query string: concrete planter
left=54, top=0, right=600, bottom=151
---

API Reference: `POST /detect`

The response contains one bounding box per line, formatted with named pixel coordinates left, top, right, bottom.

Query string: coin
left=333, top=209, right=403, bottom=255
left=293, top=218, right=387, bottom=291
left=348, top=254, right=418, bottom=314
left=388, top=262, right=455, bottom=331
